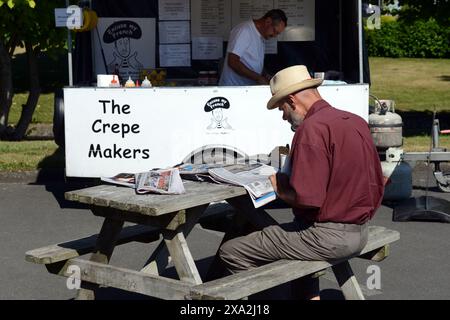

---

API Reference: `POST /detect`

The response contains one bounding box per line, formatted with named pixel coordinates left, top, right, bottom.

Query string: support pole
left=358, top=0, right=363, bottom=83
left=66, top=0, right=73, bottom=86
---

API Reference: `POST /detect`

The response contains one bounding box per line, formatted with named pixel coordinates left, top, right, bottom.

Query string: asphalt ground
left=0, top=163, right=449, bottom=300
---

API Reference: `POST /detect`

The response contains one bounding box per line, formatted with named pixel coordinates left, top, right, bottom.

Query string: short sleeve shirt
left=219, top=20, right=265, bottom=86
left=289, top=100, right=384, bottom=224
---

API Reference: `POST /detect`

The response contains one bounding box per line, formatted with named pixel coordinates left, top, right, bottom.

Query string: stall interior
left=73, top=0, right=370, bottom=87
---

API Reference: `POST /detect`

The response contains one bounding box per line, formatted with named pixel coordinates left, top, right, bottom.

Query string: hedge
left=366, top=18, right=450, bottom=58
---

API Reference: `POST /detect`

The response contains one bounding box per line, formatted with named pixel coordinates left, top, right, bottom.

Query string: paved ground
left=0, top=163, right=449, bottom=300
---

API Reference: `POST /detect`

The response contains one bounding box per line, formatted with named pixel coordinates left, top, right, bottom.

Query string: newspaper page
left=208, top=163, right=277, bottom=208
left=100, top=173, right=136, bottom=188
left=135, top=168, right=185, bottom=194
left=176, top=163, right=227, bottom=183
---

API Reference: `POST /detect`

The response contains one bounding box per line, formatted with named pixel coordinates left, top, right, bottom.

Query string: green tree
left=385, top=0, right=450, bottom=24
left=0, top=0, right=66, bottom=140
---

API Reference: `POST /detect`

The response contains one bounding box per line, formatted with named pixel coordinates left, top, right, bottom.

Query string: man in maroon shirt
left=219, top=65, right=384, bottom=300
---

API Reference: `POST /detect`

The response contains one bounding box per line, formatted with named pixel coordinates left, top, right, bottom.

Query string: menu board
left=159, top=21, right=191, bottom=43
left=274, top=0, right=315, bottom=41
left=231, top=0, right=274, bottom=27
left=191, top=0, right=231, bottom=39
left=159, top=44, right=191, bottom=67
left=158, top=0, right=190, bottom=20
left=265, top=38, right=278, bottom=54
left=192, top=37, right=223, bottom=60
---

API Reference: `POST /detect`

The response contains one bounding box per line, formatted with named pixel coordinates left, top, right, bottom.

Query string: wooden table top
left=65, top=181, right=247, bottom=217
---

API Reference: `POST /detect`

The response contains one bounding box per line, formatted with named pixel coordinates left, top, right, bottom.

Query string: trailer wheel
left=436, top=174, right=450, bottom=193
left=53, top=88, right=65, bottom=148
left=182, top=145, right=248, bottom=165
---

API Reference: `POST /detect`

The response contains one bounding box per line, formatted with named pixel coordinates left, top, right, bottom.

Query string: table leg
left=331, top=261, right=365, bottom=300
left=163, top=230, right=202, bottom=285
left=140, top=205, right=208, bottom=281
left=76, top=217, right=124, bottom=300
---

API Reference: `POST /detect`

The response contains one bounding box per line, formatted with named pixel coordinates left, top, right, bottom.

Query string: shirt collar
left=304, top=99, right=330, bottom=120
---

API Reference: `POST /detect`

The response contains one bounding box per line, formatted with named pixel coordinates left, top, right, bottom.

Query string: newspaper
left=208, top=163, right=277, bottom=208
left=176, top=163, right=225, bottom=183
left=101, top=173, right=136, bottom=188
left=135, top=168, right=185, bottom=195
left=101, top=169, right=185, bottom=195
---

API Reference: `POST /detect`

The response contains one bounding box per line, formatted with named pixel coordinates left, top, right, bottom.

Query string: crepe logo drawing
left=204, top=97, right=232, bottom=130
left=103, top=20, right=144, bottom=80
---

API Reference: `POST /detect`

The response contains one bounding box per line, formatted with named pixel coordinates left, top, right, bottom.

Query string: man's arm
left=269, top=173, right=317, bottom=209
left=227, top=53, right=269, bottom=85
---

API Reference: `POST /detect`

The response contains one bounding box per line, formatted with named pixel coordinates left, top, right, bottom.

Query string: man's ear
left=287, top=95, right=296, bottom=110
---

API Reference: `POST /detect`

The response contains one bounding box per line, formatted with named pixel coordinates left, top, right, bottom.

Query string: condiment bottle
left=125, top=76, right=135, bottom=87
left=141, top=76, right=152, bottom=87
left=110, top=75, right=120, bottom=87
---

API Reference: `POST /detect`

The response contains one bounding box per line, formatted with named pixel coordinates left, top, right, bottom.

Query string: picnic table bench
left=26, top=181, right=400, bottom=300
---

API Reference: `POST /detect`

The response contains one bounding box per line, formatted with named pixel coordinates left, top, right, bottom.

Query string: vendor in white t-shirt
left=219, top=9, right=287, bottom=86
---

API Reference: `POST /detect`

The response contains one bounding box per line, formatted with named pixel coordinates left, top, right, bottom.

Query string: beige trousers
left=219, top=218, right=368, bottom=299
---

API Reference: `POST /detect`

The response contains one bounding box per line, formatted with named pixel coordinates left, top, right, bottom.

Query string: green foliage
left=0, top=0, right=66, bottom=57
left=0, top=0, right=35, bottom=9
left=366, top=18, right=450, bottom=58
left=386, top=0, right=450, bottom=25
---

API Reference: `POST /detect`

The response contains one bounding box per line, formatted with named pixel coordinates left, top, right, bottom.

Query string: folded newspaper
left=101, top=168, right=185, bottom=195
left=208, top=163, right=277, bottom=208
left=100, top=173, right=136, bottom=188
left=135, top=168, right=185, bottom=194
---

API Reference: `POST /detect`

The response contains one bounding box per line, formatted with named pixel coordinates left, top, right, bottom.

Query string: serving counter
left=64, top=83, right=369, bottom=177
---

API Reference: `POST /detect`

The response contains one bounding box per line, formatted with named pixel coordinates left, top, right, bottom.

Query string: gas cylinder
left=369, top=100, right=403, bottom=148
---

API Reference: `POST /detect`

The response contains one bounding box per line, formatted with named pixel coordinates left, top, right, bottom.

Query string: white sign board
left=159, top=21, right=191, bottom=44
left=231, top=0, right=274, bottom=27
left=54, top=7, right=82, bottom=29
left=158, top=0, right=190, bottom=20
left=64, top=85, right=369, bottom=178
left=275, top=0, right=315, bottom=41
left=93, top=18, right=156, bottom=80
left=191, top=0, right=231, bottom=39
left=159, top=44, right=191, bottom=67
left=192, top=37, right=223, bottom=60
left=265, top=38, right=278, bottom=54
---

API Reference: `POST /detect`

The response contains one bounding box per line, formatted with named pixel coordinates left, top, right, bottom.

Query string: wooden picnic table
left=26, top=180, right=400, bottom=300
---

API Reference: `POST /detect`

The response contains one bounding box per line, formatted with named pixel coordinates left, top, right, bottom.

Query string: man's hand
left=270, top=173, right=291, bottom=197
left=270, top=173, right=317, bottom=210
left=270, top=172, right=295, bottom=206
left=269, top=173, right=278, bottom=193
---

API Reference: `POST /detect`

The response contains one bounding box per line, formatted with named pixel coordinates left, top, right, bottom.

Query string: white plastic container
left=97, top=74, right=114, bottom=87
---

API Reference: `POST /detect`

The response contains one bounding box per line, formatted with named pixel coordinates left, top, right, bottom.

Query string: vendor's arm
left=227, top=53, right=269, bottom=85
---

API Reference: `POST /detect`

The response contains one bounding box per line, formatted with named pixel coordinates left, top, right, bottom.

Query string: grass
left=9, top=93, right=54, bottom=124
left=369, top=57, right=450, bottom=112
left=0, top=141, right=61, bottom=172
left=403, top=135, right=450, bottom=152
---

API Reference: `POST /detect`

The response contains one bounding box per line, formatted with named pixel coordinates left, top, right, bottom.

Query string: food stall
left=59, top=0, right=372, bottom=178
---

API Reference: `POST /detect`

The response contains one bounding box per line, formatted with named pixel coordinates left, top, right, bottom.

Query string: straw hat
left=267, top=65, right=323, bottom=109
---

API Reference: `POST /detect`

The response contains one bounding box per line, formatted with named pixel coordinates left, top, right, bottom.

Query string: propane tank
left=369, top=99, right=403, bottom=149
left=382, top=147, right=412, bottom=201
